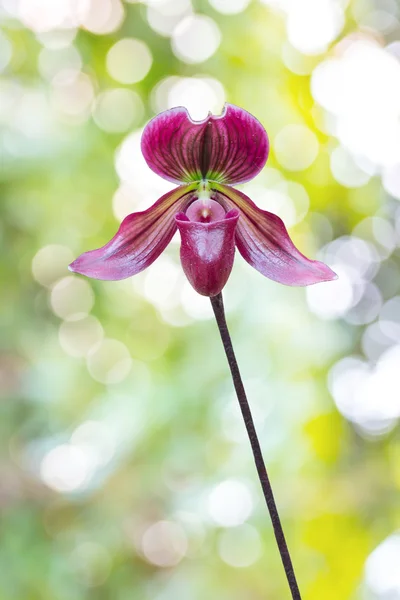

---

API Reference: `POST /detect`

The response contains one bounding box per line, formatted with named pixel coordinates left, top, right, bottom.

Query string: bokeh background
left=2, top=0, right=400, bottom=598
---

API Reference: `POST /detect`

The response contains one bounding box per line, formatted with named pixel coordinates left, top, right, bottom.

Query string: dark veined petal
left=141, top=104, right=269, bottom=185
left=213, top=184, right=337, bottom=286
left=69, top=184, right=197, bottom=280
left=175, top=209, right=239, bottom=296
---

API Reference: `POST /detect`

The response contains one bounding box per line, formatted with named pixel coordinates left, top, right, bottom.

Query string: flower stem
left=210, top=292, right=302, bottom=600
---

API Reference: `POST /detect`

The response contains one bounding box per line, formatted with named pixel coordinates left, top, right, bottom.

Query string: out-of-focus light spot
left=173, top=512, right=206, bottom=557
left=180, top=282, right=213, bottom=320
left=274, top=124, right=319, bottom=171
left=329, top=356, right=369, bottom=420
left=208, top=0, right=250, bottom=15
left=374, top=259, right=400, bottom=301
left=250, top=186, right=296, bottom=227
left=330, top=146, right=371, bottom=188
left=329, top=346, right=400, bottom=434
left=379, top=296, right=400, bottom=342
left=171, top=15, right=221, bottom=64
left=282, top=43, right=318, bottom=76
left=106, top=38, right=152, bottom=84
left=70, top=542, right=112, bottom=587
left=344, top=283, right=382, bottom=326
left=287, top=0, right=344, bottom=56
left=59, top=315, right=103, bottom=357
left=365, top=535, right=400, bottom=596
left=112, top=184, right=140, bottom=221
left=115, top=130, right=175, bottom=201
left=383, top=164, right=400, bottom=200
left=306, top=265, right=356, bottom=320
left=141, top=521, right=188, bottom=567
left=158, top=305, right=193, bottom=327
left=36, top=29, right=78, bottom=49
left=262, top=167, right=284, bottom=186
left=353, top=217, right=396, bottom=260
left=207, top=480, right=253, bottom=527
left=152, top=76, right=225, bottom=120
left=218, top=525, right=262, bottom=567
left=308, top=212, right=334, bottom=244
left=381, top=296, right=400, bottom=325
left=81, top=0, right=125, bottom=35
left=311, top=40, right=400, bottom=168
left=18, top=0, right=89, bottom=33
left=0, top=31, right=12, bottom=73
left=352, top=0, right=398, bottom=22
left=359, top=10, right=398, bottom=34
left=71, top=420, right=116, bottom=467
left=387, top=41, right=400, bottom=61
left=256, top=179, right=310, bottom=226
left=151, top=75, right=179, bottom=112
left=395, top=214, right=400, bottom=248
left=143, top=0, right=178, bottom=5
left=50, top=276, right=94, bottom=320
left=353, top=154, right=378, bottom=177
left=260, top=0, right=301, bottom=14
left=86, top=338, right=132, bottom=384
left=321, top=236, right=380, bottom=281
left=1, top=0, right=19, bottom=18
left=32, top=244, right=74, bottom=288
left=41, top=444, right=93, bottom=492
left=258, top=0, right=290, bottom=11
left=12, top=89, right=53, bottom=140
left=115, top=130, right=145, bottom=185
left=141, top=255, right=182, bottom=311
left=38, top=46, right=82, bottom=82
left=168, top=77, right=225, bottom=120
left=361, top=322, right=398, bottom=363
left=51, top=71, right=94, bottom=121
left=145, top=0, right=190, bottom=13
left=147, top=0, right=192, bottom=37
left=92, top=88, right=144, bottom=133
left=311, top=104, right=336, bottom=136
left=285, top=181, right=310, bottom=224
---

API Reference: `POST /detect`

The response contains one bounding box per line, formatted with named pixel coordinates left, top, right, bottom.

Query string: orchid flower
left=69, top=104, right=336, bottom=296
left=69, top=104, right=332, bottom=599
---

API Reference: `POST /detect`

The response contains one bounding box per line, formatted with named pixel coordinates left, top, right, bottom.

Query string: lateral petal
left=69, top=185, right=196, bottom=280
left=141, top=104, right=269, bottom=185
left=213, top=184, right=337, bottom=286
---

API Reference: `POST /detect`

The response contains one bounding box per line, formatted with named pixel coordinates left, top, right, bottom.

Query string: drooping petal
left=69, top=184, right=197, bottom=280
left=213, top=184, right=337, bottom=286
left=175, top=210, right=239, bottom=296
left=141, top=104, right=269, bottom=185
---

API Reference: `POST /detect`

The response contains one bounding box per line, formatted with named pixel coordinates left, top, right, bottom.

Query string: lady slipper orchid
left=68, top=104, right=334, bottom=599
left=69, top=104, right=336, bottom=295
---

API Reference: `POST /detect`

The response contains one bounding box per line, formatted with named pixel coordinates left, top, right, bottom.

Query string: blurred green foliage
left=1, top=0, right=400, bottom=599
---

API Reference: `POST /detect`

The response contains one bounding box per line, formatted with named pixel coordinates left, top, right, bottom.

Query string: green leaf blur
left=1, top=1, right=400, bottom=599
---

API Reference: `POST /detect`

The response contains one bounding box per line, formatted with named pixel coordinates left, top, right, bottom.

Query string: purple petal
left=141, top=104, right=269, bottom=185
left=69, top=185, right=196, bottom=280
left=213, top=184, right=337, bottom=286
left=175, top=210, right=239, bottom=296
